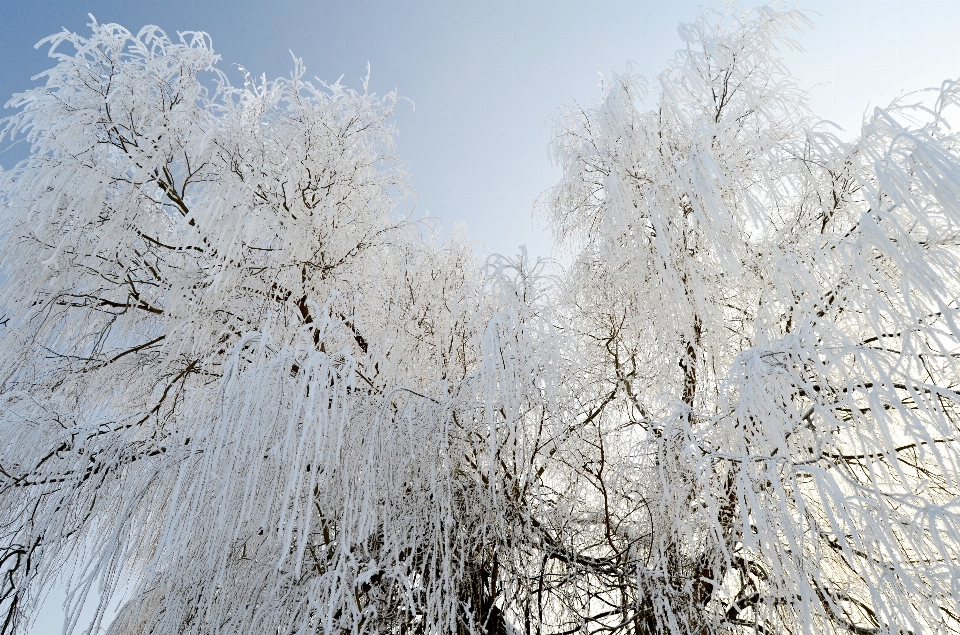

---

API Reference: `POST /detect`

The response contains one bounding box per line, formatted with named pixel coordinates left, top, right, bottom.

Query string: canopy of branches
left=1, top=5, right=959, bottom=635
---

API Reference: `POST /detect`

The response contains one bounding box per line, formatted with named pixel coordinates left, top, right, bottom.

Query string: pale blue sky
left=3, top=1, right=960, bottom=631
left=3, top=1, right=960, bottom=264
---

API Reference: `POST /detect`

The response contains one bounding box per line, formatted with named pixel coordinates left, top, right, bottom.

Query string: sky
left=2, top=0, right=960, bottom=264
left=2, top=0, right=960, bottom=632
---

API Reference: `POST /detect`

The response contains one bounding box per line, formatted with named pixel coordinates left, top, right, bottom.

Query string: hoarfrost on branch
left=1, top=6, right=959, bottom=635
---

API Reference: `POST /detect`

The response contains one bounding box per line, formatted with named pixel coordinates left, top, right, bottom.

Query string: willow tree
left=542, top=5, right=960, bottom=635
left=0, top=20, right=558, bottom=635
left=1, top=5, right=960, bottom=635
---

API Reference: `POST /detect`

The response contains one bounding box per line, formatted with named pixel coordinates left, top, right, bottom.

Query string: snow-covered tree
left=543, top=5, right=960, bottom=635
left=0, top=20, right=535, bottom=635
left=1, top=4, right=959, bottom=635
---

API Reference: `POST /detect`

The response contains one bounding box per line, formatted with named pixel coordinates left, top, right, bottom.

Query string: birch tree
left=1, top=5, right=959, bottom=635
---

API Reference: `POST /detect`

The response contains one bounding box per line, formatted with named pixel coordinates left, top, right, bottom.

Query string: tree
left=0, top=5, right=959, bottom=635
left=543, top=6, right=960, bottom=634
left=0, top=19, right=504, bottom=635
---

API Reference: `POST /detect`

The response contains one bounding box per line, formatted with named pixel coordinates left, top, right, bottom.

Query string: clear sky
left=2, top=0, right=960, bottom=630
left=4, top=0, right=960, bottom=265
